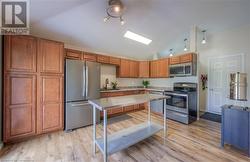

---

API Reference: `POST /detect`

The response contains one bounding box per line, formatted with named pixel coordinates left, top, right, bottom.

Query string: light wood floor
left=1, top=110, right=249, bottom=162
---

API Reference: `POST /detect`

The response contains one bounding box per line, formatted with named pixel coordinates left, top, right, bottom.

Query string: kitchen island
left=89, top=94, right=169, bottom=162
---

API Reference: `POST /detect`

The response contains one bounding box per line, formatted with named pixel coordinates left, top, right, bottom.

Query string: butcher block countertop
left=88, top=94, right=169, bottom=111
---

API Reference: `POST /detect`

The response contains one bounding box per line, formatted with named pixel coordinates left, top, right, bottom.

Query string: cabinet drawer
left=180, top=53, right=193, bottom=63
left=83, top=52, right=97, bottom=62
left=170, top=56, right=180, bottom=65
left=124, top=105, right=134, bottom=112
left=112, top=107, right=123, bottom=114
left=110, top=57, right=120, bottom=66
left=97, top=55, right=110, bottom=64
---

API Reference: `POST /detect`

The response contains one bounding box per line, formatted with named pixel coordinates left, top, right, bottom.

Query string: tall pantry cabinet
left=3, top=35, right=64, bottom=143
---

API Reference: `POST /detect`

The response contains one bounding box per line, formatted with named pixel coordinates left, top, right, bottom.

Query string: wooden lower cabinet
left=38, top=75, right=64, bottom=134
left=100, top=90, right=147, bottom=117
left=4, top=73, right=37, bottom=143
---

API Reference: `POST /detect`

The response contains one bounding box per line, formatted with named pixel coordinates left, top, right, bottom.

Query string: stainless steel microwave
left=169, top=63, right=196, bottom=77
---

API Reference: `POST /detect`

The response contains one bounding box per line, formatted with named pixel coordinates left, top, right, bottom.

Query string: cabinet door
left=150, top=60, right=158, bottom=78
left=158, top=58, right=169, bottom=78
left=83, top=52, right=97, bottom=62
left=97, top=55, right=110, bottom=64
left=129, top=61, right=139, bottom=77
left=118, top=59, right=130, bottom=77
left=180, top=53, right=193, bottom=63
left=4, top=74, right=36, bottom=142
left=110, top=57, right=120, bottom=66
left=38, top=39, right=64, bottom=74
left=38, top=75, right=63, bottom=133
left=139, top=61, right=149, bottom=78
left=170, top=56, right=180, bottom=65
left=5, top=35, right=37, bottom=73
left=65, top=49, right=82, bottom=60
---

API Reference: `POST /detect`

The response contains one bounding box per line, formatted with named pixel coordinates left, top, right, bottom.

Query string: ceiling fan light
left=103, top=16, right=110, bottom=22
left=184, top=47, right=188, bottom=51
left=201, top=39, right=206, bottom=44
left=113, top=5, right=121, bottom=13
left=201, top=30, right=207, bottom=44
left=169, top=49, right=174, bottom=57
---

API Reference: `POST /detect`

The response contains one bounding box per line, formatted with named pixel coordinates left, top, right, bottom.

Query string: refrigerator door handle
left=86, top=65, right=89, bottom=98
left=82, top=65, right=86, bottom=97
left=71, top=102, right=90, bottom=107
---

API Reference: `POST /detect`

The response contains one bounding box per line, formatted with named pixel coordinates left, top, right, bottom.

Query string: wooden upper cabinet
left=38, top=39, right=64, bottom=74
left=158, top=58, right=169, bottom=78
left=150, top=60, right=158, bottom=78
left=38, top=75, right=63, bottom=134
left=97, top=55, right=110, bottom=64
left=4, top=73, right=36, bottom=142
left=150, top=58, right=169, bottom=78
left=65, top=48, right=82, bottom=60
left=117, top=59, right=130, bottom=77
left=169, top=56, right=180, bottom=65
left=109, top=57, right=120, bottom=66
left=4, top=35, right=37, bottom=73
left=83, top=52, right=97, bottom=62
left=139, top=61, right=149, bottom=78
left=129, top=61, right=139, bottom=78
left=180, top=53, right=193, bottom=63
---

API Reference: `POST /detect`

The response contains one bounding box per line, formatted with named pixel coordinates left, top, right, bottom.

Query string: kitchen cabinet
left=97, top=55, right=110, bottom=64
left=83, top=52, right=97, bottom=62
left=150, top=58, right=169, bottom=78
left=38, top=75, right=64, bottom=134
left=3, top=35, right=64, bottom=143
left=180, top=53, right=193, bottom=63
left=117, top=59, right=139, bottom=78
left=170, top=53, right=195, bottom=65
left=4, top=73, right=37, bottom=142
left=169, top=56, right=180, bottom=65
left=109, top=57, right=120, bottom=66
left=38, top=39, right=64, bottom=74
left=65, top=49, right=82, bottom=60
left=117, top=59, right=130, bottom=77
left=100, top=90, right=146, bottom=117
left=139, top=61, right=149, bottom=78
left=4, top=35, right=37, bottom=73
left=129, top=61, right=139, bottom=77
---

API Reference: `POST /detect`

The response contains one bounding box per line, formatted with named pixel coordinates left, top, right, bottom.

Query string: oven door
left=165, top=92, right=188, bottom=114
left=169, top=65, right=185, bottom=77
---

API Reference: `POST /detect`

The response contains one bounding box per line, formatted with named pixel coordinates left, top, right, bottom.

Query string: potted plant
left=142, top=80, right=150, bottom=88
left=201, top=74, right=208, bottom=90
left=111, top=81, right=118, bottom=90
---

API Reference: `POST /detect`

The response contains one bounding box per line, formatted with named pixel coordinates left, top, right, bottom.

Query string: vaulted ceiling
left=30, top=0, right=250, bottom=59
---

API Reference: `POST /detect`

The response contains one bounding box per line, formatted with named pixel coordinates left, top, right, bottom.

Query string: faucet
left=105, top=78, right=109, bottom=89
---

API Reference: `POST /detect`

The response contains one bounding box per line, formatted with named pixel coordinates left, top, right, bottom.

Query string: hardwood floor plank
left=0, top=110, right=249, bottom=162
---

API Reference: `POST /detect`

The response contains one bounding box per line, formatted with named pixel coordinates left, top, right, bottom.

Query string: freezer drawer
left=166, top=110, right=189, bottom=124
left=65, top=101, right=100, bottom=131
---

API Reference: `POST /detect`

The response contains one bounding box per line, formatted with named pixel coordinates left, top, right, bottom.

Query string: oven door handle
left=164, top=92, right=188, bottom=97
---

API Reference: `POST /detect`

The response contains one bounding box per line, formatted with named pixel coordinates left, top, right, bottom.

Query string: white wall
left=198, top=24, right=250, bottom=111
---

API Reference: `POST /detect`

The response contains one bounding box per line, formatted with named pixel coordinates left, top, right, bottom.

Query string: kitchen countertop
left=100, top=86, right=172, bottom=93
left=88, top=94, right=169, bottom=111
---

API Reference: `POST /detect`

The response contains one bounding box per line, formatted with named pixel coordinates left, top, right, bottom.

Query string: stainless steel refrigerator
left=65, top=59, right=100, bottom=131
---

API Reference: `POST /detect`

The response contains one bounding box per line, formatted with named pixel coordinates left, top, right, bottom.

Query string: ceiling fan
left=103, top=0, right=125, bottom=25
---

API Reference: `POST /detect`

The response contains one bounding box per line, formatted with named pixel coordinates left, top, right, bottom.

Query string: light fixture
left=202, top=30, right=207, bottom=44
left=184, top=38, right=188, bottom=51
left=104, top=0, right=125, bottom=25
left=124, top=31, right=152, bottom=45
left=169, top=49, right=174, bottom=57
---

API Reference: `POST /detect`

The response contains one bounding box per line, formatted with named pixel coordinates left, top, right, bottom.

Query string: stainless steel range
left=164, top=82, right=197, bottom=124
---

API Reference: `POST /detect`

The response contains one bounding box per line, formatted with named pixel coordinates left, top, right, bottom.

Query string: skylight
left=124, top=31, right=152, bottom=45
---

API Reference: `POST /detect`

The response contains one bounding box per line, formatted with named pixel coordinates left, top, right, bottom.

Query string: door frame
left=207, top=53, right=245, bottom=114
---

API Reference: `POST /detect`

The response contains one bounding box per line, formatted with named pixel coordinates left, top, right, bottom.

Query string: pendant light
left=169, top=49, right=174, bottom=57
left=103, top=0, right=125, bottom=25
left=202, top=30, right=207, bottom=44
left=184, top=38, right=188, bottom=51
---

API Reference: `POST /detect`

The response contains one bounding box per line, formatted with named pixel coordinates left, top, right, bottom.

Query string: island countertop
left=88, top=94, right=169, bottom=111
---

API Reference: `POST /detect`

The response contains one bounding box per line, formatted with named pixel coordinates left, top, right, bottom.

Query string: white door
left=208, top=54, right=244, bottom=114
